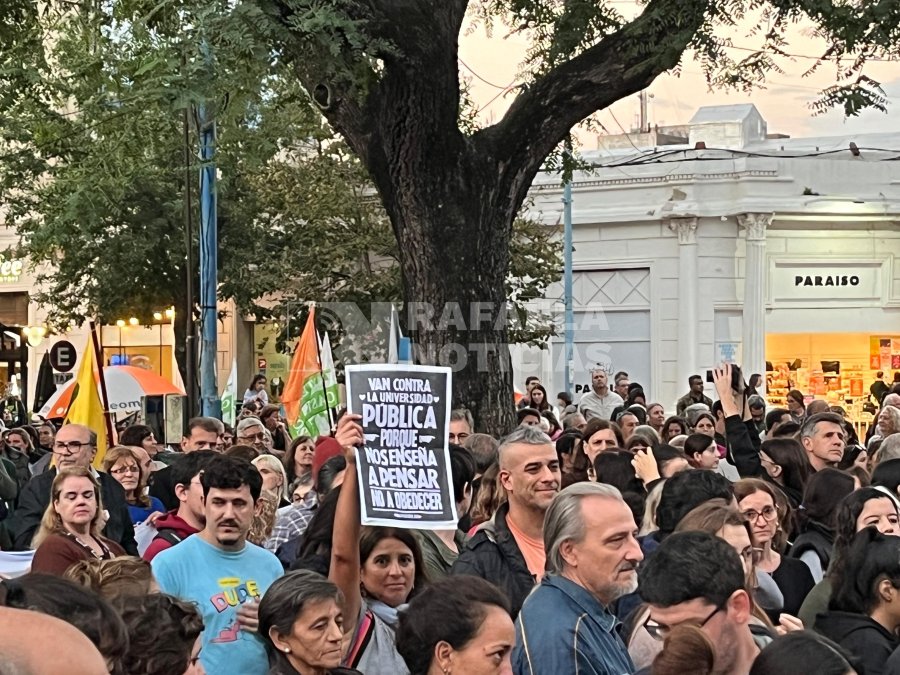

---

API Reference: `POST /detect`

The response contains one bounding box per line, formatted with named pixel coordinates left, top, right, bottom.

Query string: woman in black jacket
left=814, top=528, right=900, bottom=675
left=788, top=469, right=855, bottom=584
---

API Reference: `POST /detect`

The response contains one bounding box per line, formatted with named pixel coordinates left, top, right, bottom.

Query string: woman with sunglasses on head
left=103, top=445, right=165, bottom=525
left=734, top=479, right=814, bottom=620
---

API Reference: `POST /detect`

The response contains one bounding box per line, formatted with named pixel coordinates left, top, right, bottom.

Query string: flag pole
left=88, top=320, right=115, bottom=447
left=310, top=303, right=336, bottom=430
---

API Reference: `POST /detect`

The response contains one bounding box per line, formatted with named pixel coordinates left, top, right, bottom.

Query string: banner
left=65, top=336, right=109, bottom=467
left=346, top=364, right=456, bottom=529
left=319, top=332, right=340, bottom=411
left=221, top=357, right=237, bottom=427
left=282, top=306, right=330, bottom=437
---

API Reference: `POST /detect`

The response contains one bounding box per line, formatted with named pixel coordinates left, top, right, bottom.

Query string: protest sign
left=346, top=364, right=456, bottom=529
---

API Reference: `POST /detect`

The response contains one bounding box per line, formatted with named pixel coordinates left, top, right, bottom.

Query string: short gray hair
left=497, top=426, right=553, bottom=469
left=561, top=411, right=585, bottom=430
left=450, top=408, right=474, bottom=430
left=799, top=412, right=844, bottom=440
left=498, top=425, right=552, bottom=465
left=748, top=395, right=766, bottom=410
left=236, top=416, right=263, bottom=434
left=544, top=482, right=622, bottom=575
left=877, top=434, right=900, bottom=465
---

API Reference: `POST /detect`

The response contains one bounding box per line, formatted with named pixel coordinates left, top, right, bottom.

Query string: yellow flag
left=64, top=338, right=108, bottom=467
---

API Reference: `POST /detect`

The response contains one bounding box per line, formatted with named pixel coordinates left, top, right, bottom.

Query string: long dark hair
left=359, top=527, right=429, bottom=602
left=750, top=631, right=857, bottom=675
left=247, top=374, right=266, bottom=390
left=798, top=468, right=855, bottom=531
left=684, top=434, right=715, bottom=466
left=572, top=419, right=623, bottom=474
left=530, top=384, right=551, bottom=412
left=661, top=416, right=689, bottom=442
left=396, top=577, right=511, bottom=675
left=831, top=527, right=900, bottom=614
left=760, top=438, right=813, bottom=500
left=828, top=487, right=899, bottom=584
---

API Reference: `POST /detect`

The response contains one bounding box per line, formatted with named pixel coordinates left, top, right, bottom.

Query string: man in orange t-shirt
left=450, top=425, right=561, bottom=617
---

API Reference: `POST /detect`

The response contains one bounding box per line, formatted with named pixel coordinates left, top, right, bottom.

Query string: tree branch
left=479, top=0, right=710, bottom=192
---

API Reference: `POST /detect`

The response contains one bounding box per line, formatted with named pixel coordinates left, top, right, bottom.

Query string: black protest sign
left=346, top=364, right=456, bottom=529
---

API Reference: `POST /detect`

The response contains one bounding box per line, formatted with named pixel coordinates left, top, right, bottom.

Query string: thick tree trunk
left=391, top=180, right=519, bottom=436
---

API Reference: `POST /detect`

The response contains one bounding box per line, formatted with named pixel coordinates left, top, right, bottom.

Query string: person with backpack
left=143, top=450, right=217, bottom=561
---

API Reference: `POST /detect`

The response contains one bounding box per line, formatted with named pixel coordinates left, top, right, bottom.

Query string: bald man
left=0, top=607, right=107, bottom=674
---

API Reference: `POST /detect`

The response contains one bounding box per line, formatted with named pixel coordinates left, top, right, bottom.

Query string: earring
left=283, top=647, right=291, bottom=653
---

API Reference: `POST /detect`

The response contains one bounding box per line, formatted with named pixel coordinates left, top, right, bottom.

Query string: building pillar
left=738, top=213, right=772, bottom=394
left=668, top=217, right=699, bottom=393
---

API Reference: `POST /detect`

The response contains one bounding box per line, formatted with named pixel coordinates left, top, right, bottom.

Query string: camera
left=707, top=365, right=745, bottom=393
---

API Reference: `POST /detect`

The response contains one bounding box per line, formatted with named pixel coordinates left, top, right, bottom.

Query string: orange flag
left=282, top=305, right=330, bottom=436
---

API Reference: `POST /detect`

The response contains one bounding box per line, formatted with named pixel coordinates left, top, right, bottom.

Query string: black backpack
left=152, top=528, right=183, bottom=547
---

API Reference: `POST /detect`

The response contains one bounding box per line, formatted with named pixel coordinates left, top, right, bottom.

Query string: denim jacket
left=513, top=575, right=634, bottom=675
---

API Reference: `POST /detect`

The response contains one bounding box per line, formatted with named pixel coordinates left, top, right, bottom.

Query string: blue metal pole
left=563, top=176, right=574, bottom=395
left=198, top=100, right=221, bottom=419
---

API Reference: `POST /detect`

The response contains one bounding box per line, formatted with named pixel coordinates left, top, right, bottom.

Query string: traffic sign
left=49, top=340, right=77, bottom=372
left=53, top=372, right=74, bottom=385
left=257, top=358, right=267, bottom=370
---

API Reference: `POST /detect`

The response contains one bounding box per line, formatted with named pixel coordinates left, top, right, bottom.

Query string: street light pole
left=563, top=170, right=574, bottom=395
left=198, top=87, right=221, bottom=419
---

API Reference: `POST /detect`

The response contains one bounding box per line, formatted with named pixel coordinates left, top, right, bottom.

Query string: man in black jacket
left=150, top=416, right=223, bottom=510
left=450, top=425, right=560, bottom=618
left=9, top=423, right=137, bottom=554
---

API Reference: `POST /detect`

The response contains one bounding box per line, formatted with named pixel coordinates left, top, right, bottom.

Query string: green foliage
left=470, top=0, right=900, bottom=119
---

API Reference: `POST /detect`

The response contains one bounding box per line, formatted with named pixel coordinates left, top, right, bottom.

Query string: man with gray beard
left=513, top=482, right=642, bottom=674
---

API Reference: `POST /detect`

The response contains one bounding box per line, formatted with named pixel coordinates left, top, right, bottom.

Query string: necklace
left=65, top=531, right=107, bottom=559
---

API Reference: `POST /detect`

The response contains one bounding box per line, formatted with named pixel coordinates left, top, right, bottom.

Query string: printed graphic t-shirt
left=152, top=534, right=283, bottom=675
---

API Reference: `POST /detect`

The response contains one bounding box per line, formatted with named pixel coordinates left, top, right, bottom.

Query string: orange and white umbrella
left=39, top=365, right=185, bottom=419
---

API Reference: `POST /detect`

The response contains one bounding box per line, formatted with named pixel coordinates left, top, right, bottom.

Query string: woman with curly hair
left=65, top=556, right=156, bottom=602
left=115, top=593, right=205, bottom=675
left=660, top=416, right=689, bottom=443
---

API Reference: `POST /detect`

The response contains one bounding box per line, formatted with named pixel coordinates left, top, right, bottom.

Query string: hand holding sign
left=334, top=413, right=364, bottom=462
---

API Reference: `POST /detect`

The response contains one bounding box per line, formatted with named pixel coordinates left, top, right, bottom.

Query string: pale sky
left=459, top=10, right=900, bottom=147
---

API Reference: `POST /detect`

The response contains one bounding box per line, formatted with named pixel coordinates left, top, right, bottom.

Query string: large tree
left=257, top=0, right=899, bottom=433
left=0, top=0, right=560, bottom=388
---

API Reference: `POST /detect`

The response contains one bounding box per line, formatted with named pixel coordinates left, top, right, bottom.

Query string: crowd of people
left=1, top=364, right=900, bottom=674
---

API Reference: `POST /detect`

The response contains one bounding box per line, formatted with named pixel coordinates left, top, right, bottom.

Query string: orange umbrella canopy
left=39, top=366, right=184, bottom=419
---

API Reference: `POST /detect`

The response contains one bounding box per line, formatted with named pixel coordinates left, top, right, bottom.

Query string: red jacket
left=142, top=511, right=200, bottom=561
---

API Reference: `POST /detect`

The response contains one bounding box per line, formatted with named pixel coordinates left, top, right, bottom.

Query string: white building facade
left=518, top=104, right=900, bottom=415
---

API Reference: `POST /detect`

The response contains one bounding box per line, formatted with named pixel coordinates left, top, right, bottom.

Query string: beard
left=598, top=567, right=639, bottom=603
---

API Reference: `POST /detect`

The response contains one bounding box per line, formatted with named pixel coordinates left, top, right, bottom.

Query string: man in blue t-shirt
left=153, top=454, right=283, bottom=675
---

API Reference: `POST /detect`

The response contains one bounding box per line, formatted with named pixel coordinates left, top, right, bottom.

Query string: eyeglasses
left=110, top=465, right=139, bottom=476
left=53, top=441, right=93, bottom=455
left=742, top=506, right=778, bottom=523
left=644, top=604, right=723, bottom=642
left=239, top=432, right=266, bottom=442
left=449, top=433, right=470, bottom=443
